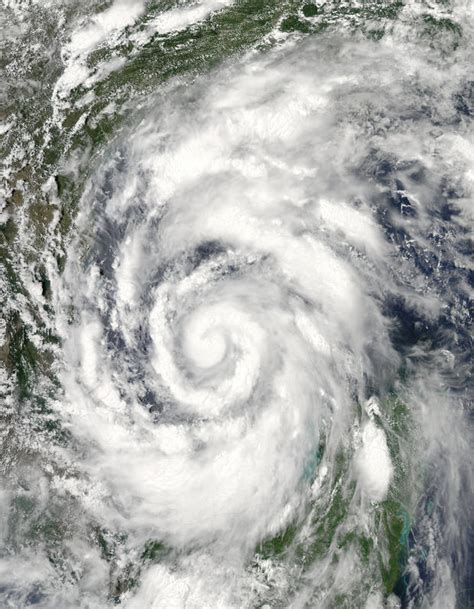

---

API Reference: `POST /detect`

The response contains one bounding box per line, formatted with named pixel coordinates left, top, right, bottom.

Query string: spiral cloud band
left=1, top=2, right=472, bottom=607
left=47, top=32, right=472, bottom=608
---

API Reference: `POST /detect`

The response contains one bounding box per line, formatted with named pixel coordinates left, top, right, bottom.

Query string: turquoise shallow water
left=0, top=1, right=473, bottom=607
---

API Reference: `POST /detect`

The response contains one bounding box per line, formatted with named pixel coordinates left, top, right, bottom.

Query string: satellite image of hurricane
left=0, top=0, right=473, bottom=607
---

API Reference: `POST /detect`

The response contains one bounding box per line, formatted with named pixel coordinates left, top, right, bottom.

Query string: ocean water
left=0, top=1, right=473, bottom=608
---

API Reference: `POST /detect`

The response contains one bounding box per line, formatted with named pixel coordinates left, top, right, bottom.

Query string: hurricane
left=1, top=1, right=473, bottom=608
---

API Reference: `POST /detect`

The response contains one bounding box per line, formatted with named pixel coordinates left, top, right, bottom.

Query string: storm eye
left=193, top=241, right=227, bottom=263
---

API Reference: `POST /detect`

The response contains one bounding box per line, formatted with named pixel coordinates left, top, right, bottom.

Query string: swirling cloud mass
left=1, top=1, right=472, bottom=608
